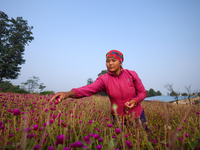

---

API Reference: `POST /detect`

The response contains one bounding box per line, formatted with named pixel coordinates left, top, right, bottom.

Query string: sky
left=1, top=0, right=200, bottom=95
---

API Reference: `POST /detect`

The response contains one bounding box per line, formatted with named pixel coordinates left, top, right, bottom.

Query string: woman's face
left=106, top=58, right=122, bottom=75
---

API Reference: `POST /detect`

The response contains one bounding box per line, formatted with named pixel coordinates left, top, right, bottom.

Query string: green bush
left=0, top=81, right=29, bottom=94
left=40, top=91, right=55, bottom=95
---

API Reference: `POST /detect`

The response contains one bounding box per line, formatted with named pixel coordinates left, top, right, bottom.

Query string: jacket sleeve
left=131, top=71, right=147, bottom=103
left=71, top=75, right=106, bottom=98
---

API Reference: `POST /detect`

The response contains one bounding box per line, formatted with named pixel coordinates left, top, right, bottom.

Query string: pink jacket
left=72, top=69, right=147, bottom=118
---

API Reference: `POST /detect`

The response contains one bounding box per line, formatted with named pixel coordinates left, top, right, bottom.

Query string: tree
left=87, top=78, right=94, bottom=85
left=97, top=70, right=108, bottom=96
left=148, top=88, right=156, bottom=97
left=39, top=83, right=46, bottom=92
left=185, top=85, right=197, bottom=105
left=156, top=90, right=162, bottom=96
left=98, top=70, right=108, bottom=77
left=146, top=88, right=162, bottom=97
left=0, top=11, right=34, bottom=83
left=0, top=81, right=28, bottom=93
left=164, top=84, right=179, bottom=104
left=182, top=93, right=188, bottom=96
left=21, top=76, right=40, bottom=93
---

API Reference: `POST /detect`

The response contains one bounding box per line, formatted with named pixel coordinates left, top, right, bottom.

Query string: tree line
left=0, top=76, right=54, bottom=95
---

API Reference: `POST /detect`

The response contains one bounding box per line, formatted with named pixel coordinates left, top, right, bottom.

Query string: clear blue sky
left=1, top=0, right=200, bottom=95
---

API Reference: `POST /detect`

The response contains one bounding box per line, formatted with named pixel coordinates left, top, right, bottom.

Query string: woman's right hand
left=50, top=92, right=68, bottom=103
left=50, top=91, right=75, bottom=104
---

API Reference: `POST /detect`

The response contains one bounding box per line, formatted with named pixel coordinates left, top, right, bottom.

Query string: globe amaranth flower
left=96, top=145, right=102, bottom=150
left=94, top=134, right=99, bottom=139
left=89, top=133, right=94, bottom=137
left=74, top=141, right=84, bottom=148
left=9, top=134, right=14, bottom=138
left=83, top=136, right=89, bottom=142
left=57, top=135, right=64, bottom=144
left=49, top=119, right=54, bottom=124
left=98, top=138, right=103, bottom=142
left=107, top=124, right=112, bottom=127
left=112, top=136, right=117, bottom=139
left=33, top=145, right=41, bottom=150
left=39, top=127, right=43, bottom=131
left=126, top=141, right=133, bottom=149
left=115, top=128, right=121, bottom=134
left=70, top=143, right=75, bottom=148
left=12, top=109, right=21, bottom=115
left=185, top=133, right=190, bottom=137
left=0, top=121, right=3, bottom=126
left=33, top=124, right=38, bottom=130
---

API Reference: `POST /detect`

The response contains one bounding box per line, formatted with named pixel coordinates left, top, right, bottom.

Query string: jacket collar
left=108, top=68, right=124, bottom=77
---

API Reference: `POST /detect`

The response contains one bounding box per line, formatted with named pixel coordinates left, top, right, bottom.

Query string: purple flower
left=9, top=134, right=14, bottom=138
left=196, top=112, right=199, bottom=115
left=185, top=133, right=190, bottom=137
left=107, top=124, right=112, bottom=127
left=154, top=140, right=157, bottom=143
left=178, top=137, right=183, bottom=141
left=94, top=134, right=99, bottom=139
left=12, top=109, right=21, bottom=115
left=33, top=124, right=38, bottom=130
left=89, top=120, right=93, bottom=124
left=116, top=128, right=121, bottom=134
left=70, top=143, right=75, bottom=148
left=39, top=127, right=43, bottom=131
left=178, top=128, right=181, bottom=131
left=106, top=118, right=109, bottom=121
left=166, top=143, right=169, bottom=148
left=44, top=122, right=48, bottom=127
left=0, top=125, right=5, bottom=129
left=86, top=141, right=90, bottom=144
left=64, top=147, right=70, bottom=150
left=83, top=136, right=89, bottom=141
left=33, top=145, right=41, bottom=150
left=53, top=114, right=57, bottom=118
left=25, top=127, right=31, bottom=133
left=74, top=141, right=84, bottom=148
left=98, top=138, right=103, bottom=142
left=0, top=121, right=3, bottom=126
left=126, top=141, right=133, bottom=149
left=57, top=135, right=64, bottom=144
left=89, top=133, right=93, bottom=137
left=113, top=136, right=117, bottom=139
left=97, top=145, right=102, bottom=150
left=49, top=119, right=54, bottom=124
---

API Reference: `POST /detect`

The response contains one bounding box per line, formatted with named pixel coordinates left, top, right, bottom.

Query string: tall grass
left=0, top=92, right=199, bottom=150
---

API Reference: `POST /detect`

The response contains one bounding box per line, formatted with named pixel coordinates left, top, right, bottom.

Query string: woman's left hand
left=125, top=100, right=135, bottom=109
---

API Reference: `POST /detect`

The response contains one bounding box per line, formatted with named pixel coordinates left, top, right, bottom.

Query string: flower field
left=0, top=92, right=200, bottom=150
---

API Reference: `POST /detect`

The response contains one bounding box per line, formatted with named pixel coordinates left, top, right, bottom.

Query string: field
left=0, top=93, right=200, bottom=150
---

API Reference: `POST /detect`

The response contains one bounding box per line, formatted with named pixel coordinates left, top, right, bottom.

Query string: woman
left=50, top=50, right=148, bottom=130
